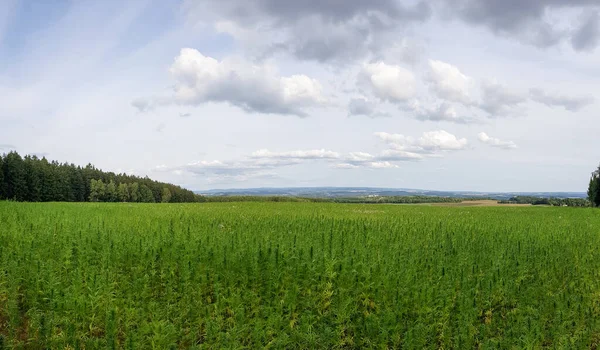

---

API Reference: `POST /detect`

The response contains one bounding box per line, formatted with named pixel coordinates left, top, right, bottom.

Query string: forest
left=0, top=151, right=200, bottom=203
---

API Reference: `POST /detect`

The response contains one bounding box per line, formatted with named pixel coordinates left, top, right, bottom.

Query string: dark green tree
left=139, top=184, right=155, bottom=203
left=3, top=152, right=28, bottom=201
left=0, top=154, right=4, bottom=199
left=589, top=165, right=600, bottom=207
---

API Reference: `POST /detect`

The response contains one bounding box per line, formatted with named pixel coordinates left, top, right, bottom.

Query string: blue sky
left=1, top=0, right=599, bottom=192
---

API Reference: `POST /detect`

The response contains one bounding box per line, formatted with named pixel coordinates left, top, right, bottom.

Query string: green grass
left=1, top=201, right=600, bottom=348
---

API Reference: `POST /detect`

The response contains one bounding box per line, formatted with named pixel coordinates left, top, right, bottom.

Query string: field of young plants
left=1, top=201, right=600, bottom=348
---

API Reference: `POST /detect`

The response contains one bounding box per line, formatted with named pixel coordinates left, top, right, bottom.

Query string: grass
left=0, top=201, right=600, bottom=348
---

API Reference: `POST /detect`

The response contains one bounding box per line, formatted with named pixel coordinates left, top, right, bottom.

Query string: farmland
left=1, top=202, right=600, bottom=348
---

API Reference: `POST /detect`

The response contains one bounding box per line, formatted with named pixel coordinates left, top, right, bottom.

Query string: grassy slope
left=0, top=202, right=600, bottom=348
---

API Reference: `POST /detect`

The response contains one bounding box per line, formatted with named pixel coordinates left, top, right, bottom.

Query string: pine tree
left=24, top=156, right=42, bottom=202
left=0, top=154, right=4, bottom=199
left=588, top=166, right=600, bottom=207
left=3, top=152, right=28, bottom=201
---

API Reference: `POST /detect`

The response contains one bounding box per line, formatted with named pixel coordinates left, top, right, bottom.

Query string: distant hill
left=197, top=187, right=587, bottom=200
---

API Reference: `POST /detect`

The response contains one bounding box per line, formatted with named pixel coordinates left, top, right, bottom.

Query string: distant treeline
left=204, top=196, right=330, bottom=203
left=332, top=196, right=464, bottom=204
left=499, top=196, right=589, bottom=207
left=204, top=195, right=466, bottom=204
left=0, top=151, right=199, bottom=203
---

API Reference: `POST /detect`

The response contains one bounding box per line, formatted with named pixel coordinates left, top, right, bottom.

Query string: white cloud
left=251, top=149, right=340, bottom=159
left=362, top=62, right=416, bottom=103
left=410, top=101, right=474, bottom=124
left=369, top=161, right=399, bottom=169
left=478, top=132, right=518, bottom=150
left=375, top=130, right=468, bottom=153
left=347, top=97, right=390, bottom=118
left=333, top=163, right=360, bottom=169
left=427, top=60, right=472, bottom=104
left=141, top=48, right=325, bottom=117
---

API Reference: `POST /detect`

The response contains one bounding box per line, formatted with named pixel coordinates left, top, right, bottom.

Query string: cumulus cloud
left=160, top=131, right=466, bottom=175
left=375, top=130, right=468, bottom=153
left=437, top=0, right=600, bottom=51
left=140, top=48, right=325, bottom=117
left=157, top=148, right=341, bottom=182
left=361, top=62, right=416, bottom=103
left=478, top=132, right=518, bottom=150
left=410, top=101, right=475, bottom=124
left=333, top=150, right=416, bottom=169
left=529, top=88, right=595, bottom=111
left=427, top=60, right=472, bottom=104
left=251, top=149, right=340, bottom=160
left=334, top=130, right=467, bottom=170
left=186, top=0, right=432, bottom=63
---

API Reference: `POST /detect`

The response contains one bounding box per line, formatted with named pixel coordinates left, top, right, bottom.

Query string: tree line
left=589, top=165, right=600, bottom=207
left=499, top=196, right=589, bottom=207
left=0, top=151, right=201, bottom=203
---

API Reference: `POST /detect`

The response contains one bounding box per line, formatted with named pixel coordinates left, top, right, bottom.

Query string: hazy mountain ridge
left=197, top=187, right=587, bottom=200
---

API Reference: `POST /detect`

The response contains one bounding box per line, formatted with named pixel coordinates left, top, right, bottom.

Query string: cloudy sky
left=1, top=0, right=599, bottom=192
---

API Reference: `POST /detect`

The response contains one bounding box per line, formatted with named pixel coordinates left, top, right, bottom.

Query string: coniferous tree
left=23, top=156, right=42, bottom=202
left=0, top=151, right=199, bottom=202
left=589, top=165, right=600, bottom=207
left=3, top=152, right=27, bottom=201
left=0, top=154, right=4, bottom=199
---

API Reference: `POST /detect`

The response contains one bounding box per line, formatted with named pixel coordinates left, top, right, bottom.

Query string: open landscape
left=3, top=0, right=600, bottom=348
left=2, top=201, right=600, bottom=348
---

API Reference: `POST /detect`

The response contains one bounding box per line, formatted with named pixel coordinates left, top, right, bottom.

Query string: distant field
left=432, top=200, right=532, bottom=207
left=1, top=202, right=599, bottom=348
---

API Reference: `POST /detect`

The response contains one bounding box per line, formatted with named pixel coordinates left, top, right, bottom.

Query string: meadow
left=1, top=201, right=600, bottom=349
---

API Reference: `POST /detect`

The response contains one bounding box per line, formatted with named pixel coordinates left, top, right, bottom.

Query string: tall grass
left=0, top=202, right=599, bottom=348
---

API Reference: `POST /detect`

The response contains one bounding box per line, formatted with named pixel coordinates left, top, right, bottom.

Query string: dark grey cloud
left=571, top=11, right=600, bottom=51
left=189, top=0, right=431, bottom=62
left=200, top=0, right=429, bottom=26
left=438, top=0, right=600, bottom=50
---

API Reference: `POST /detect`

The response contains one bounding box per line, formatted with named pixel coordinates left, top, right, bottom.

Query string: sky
left=1, top=0, right=599, bottom=192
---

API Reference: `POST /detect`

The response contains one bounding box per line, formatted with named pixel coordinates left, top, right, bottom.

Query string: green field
left=1, top=202, right=600, bottom=348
